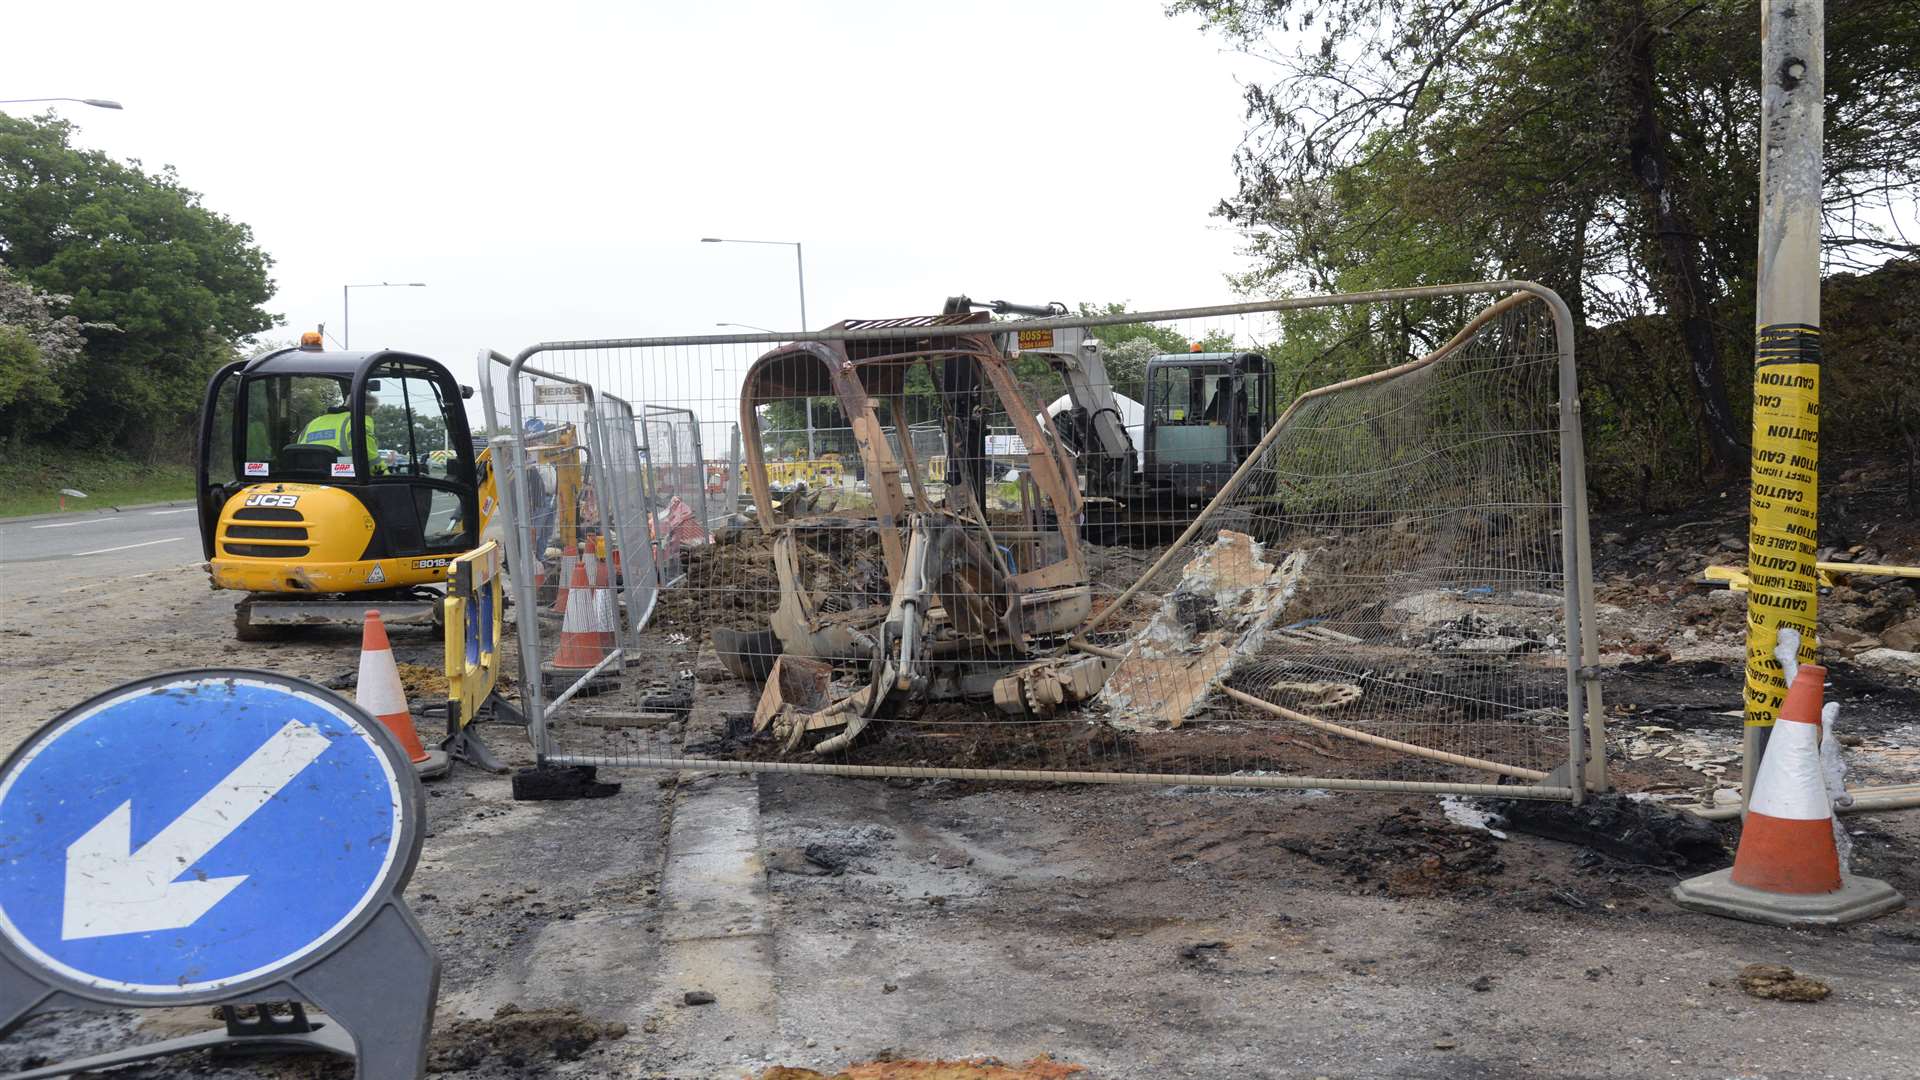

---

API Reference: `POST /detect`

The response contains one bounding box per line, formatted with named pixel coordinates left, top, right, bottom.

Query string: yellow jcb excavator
left=195, top=332, right=585, bottom=639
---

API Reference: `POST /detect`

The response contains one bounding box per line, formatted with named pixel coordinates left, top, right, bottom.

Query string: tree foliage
left=0, top=267, right=97, bottom=442
left=0, top=113, right=277, bottom=454
left=1172, top=0, right=1920, bottom=486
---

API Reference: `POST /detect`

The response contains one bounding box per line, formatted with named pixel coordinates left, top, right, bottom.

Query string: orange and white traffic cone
left=355, top=610, right=450, bottom=780
left=590, top=538, right=620, bottom=632
left=1672, top=663, right=1902, bottom=926
left=547, top=545, right=579, bottom=618
left=541, top=553, right=619, bottom=697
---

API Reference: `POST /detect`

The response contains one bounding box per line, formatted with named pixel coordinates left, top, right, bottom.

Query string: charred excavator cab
left=196, top=333, right=486, bottom=639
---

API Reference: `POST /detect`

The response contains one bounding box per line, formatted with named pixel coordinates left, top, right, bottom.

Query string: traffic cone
left=541, top=553, right=619, bottom=697
left=590, top=539, right=620, bottom=631
left=1672, top=663, right=1903, bottom=926
left=355, top=610, right=450, bottom=780
left=547, top=545, right=579, bottom=618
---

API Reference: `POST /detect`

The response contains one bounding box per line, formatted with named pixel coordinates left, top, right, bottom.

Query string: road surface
left=0, top=504, right=203, bottom=601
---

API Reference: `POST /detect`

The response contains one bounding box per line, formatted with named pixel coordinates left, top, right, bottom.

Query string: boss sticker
left=244, top=461, right=270, bottom=477
left=412, top=557, right=451, bottom=570
left=243, top=493, right=300, bottom=508
left=331, top=462, right=356, bottom=478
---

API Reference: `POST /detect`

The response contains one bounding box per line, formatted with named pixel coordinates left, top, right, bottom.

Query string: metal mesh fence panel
left=486, top=283, right=1602, bottom=800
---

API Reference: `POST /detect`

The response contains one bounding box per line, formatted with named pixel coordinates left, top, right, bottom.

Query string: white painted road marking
left=147, top=508, right=193, bottom=516
left=72, top=537, right=183, bottom=557
left=63, top=720, right=332, bottom=940
left=28, top=520, right=93, bottom=530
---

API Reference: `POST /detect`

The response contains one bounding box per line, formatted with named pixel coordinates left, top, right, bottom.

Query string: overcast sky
left=6, top=0, right=1267, bottom=397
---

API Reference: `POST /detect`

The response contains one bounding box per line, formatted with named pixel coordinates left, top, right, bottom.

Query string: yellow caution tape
left=1743, top=324, right=1821, bottom=726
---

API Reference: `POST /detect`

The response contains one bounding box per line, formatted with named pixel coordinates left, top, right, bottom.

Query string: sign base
left=1, top=1002, right=353, bottom=1080
left=0, top=901, right=438, bottom=1080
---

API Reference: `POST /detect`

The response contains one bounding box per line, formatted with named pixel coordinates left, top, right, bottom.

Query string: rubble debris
left=1390, top=589, right=1561, bottom=652
left=1266, top=680, right=1362, bottom=710
left=1737, top=963, right=1831, bottom=1002
left=799, top=825, right=895, bottom=874
left=759, top=1055, right=1085, bottom=1080
left=1179, top=941, right=1230, bottom=963
left=1619, top=725, right=1740, bottom=783
left=426, top=1003, right=627, bottom=1072
left=640, top=684, right=694, bottom=714
left=1276, top=807, right=1506, bottom=898
left=1101, top=532, right=1305, bottom=730
left=1490, top=793, right=1726, bottom=869
left=1854, top=647, right=1920, bottom=680
left=682, top=990, right=717, bottom=1006
left=1439, top=796, right=1509, bottom=838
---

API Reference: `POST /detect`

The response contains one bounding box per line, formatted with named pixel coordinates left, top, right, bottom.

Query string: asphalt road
left=0, top=504, right=204, bottom=601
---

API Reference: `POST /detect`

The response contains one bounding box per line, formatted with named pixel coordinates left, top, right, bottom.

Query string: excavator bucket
left=752, top=655, right=832, bottom=735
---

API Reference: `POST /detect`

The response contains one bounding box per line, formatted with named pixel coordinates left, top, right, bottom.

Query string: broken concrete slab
left=1099, top=532, right=1304, bottom=731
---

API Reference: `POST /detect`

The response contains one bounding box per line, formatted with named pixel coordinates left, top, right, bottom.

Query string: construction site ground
left=3, top=468, right=1918, bottom=1079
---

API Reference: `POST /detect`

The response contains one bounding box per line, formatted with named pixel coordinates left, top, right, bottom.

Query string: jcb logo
left=243, top=494, right=300, bottom=508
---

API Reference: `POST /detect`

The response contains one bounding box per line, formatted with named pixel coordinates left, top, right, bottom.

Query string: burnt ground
left=0, top=461, right=1917, bottom=1078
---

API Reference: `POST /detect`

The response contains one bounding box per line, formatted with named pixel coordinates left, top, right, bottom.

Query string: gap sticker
left=331, top=462, right=356, bottom=478
left=244, top=462, right=270, bottom=477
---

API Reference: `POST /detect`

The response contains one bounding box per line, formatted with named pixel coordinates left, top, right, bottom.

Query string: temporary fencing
left=484, top=282, right=1604, bottom=801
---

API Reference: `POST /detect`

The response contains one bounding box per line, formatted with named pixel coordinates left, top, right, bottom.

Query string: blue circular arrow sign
left=0, top=671, right=415, bottom=999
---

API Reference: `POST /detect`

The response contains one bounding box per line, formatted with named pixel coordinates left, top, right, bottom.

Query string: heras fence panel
left=489, top=283, right=1603, bottom=801
left=478, top=349, right=657, bottom=757
left=641, top=405, right=709, bottom=530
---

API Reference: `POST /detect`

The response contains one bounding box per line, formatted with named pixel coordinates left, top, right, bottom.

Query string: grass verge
left=0, top=447, right=196, bottom=519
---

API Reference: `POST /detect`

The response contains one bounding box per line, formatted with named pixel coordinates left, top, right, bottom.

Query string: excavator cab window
left=363, top=360, right=467, bottom=549
left=1147, top=364, right=1234, bottom=466
left=239, top=374, right=356, bottom=479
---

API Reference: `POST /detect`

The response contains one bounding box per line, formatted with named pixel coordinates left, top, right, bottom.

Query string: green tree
left=0, top=113, right=277, bottom=455
left=1172, top=0, right=1920, bottom=478
left=0, top=267, right=97, bottom=442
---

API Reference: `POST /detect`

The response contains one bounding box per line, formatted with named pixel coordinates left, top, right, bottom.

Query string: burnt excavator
left=714, top=301, right=1114, bottom=753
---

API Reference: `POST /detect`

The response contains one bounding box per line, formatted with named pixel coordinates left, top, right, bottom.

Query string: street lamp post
left=0, top=98, right=123, bottom=110
left=703, top=238, right=810, bottom=455
left=342, top=282, right=426, bottom=349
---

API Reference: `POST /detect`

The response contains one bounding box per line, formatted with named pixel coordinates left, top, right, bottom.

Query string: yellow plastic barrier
left=749, top=454, right=846, bottom=488
left=441, top=540, right=511, bottom=772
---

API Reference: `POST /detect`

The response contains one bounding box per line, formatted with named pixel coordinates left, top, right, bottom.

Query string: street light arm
left=701, top=236, right=806, bottom=330
left=0, top=97, right=123, bottom=110
left=342, top=282, right=429, bottom=349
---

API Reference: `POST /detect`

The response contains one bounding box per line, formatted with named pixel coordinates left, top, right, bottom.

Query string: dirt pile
left=1737, top=963, right=1832, bottom=1002
left=1276, top=806, right=1506, bottom=898
left=1492, top=793, right=1727, bottom=870
left=426, top=1003, right=627, bottom=1073
left=652, top=523, right=889, bottom=637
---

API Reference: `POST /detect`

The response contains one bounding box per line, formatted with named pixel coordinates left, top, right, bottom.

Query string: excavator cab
left=1143, top=351, right=1270, bottom=502
left=196, top=332, right=483, bottom=638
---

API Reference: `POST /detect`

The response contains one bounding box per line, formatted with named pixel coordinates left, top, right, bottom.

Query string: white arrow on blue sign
left=0, top=673, right=409, bottom=997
